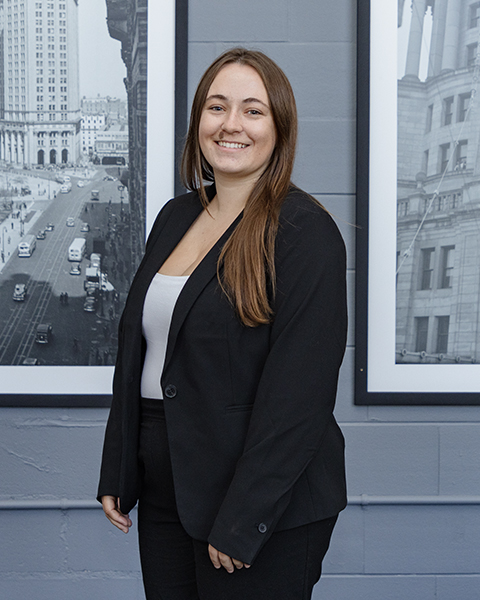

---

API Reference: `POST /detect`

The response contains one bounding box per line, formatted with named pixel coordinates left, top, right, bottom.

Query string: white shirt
left=141, top=273, right=189, bottom=399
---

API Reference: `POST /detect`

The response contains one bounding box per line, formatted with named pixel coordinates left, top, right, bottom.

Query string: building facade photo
left=396, top=0, right=480, bottom=364
left=0, top=0, right=81, bottom=166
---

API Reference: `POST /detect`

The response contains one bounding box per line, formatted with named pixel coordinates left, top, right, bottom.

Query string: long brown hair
left=181, top=48, right=298, bottom=327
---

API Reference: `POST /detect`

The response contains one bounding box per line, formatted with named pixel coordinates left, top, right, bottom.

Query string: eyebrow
left=205, top=94, right=270, bottom=109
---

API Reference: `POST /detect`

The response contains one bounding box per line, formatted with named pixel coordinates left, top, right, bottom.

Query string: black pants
left=138, top=397, right=337, bottom=600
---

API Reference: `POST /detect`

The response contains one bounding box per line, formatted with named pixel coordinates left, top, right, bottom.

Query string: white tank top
left=141, top=273, right=189, bottom=399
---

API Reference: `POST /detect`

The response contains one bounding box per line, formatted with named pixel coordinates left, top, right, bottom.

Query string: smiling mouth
left=216, top=141, right=249, bottom=149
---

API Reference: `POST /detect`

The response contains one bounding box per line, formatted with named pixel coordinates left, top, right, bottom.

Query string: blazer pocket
left=225, top=403, right=254, bottom=413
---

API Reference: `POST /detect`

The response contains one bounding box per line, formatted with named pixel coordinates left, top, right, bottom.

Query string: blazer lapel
left=163, top=211, right=243, bottom=372
left=124, top=193, right=205, bottom=318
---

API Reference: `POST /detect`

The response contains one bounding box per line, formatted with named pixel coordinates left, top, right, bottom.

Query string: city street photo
left=0, top=0, right=142, bottom=403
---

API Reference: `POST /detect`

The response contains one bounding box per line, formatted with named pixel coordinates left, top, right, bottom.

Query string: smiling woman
left=98, top=47, right=347, bottom=600
left=199, top=64, right=276, bottom=183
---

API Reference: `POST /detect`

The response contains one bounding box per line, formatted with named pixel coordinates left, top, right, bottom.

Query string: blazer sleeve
left=207, top=197, right=348, bottom=564
left=97, top=310, right=127, bottom=500
left=96, top=197, right=176, bottom=502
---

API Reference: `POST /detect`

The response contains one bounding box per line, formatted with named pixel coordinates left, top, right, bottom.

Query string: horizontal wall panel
left=189, top=0, right=289, bottom=42
left=288, top=0, right=356, bottom=43
left=294, top=119, right=356, bottom=195
left=364, top=505, right=480, bottom=573
left=343, top=425, right=439, bottom=496
left=314, top=575, right=435, bottom=600
left=439, top=425, right=480, bottom=495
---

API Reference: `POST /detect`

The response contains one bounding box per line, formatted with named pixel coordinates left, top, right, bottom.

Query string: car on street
left=35, top=323, right=53, bottom=344
left=80, top=222, right=90, bottom=232
left=83, top=296, right=97, bottom=312
left=66, top=217, right=75, bottom=227
left=22, top=358, right=39, bottom=365
left=90, top=253, right=101, bottom=268
left=46, top=223, right=55, bottom=231
left=77, top=180, right=85, bottom=188
left=69, top=263, right=81, bottom=276
left=13, top=283, right=27, bottom=301
left=103, top=175, right=115, bottom=181
left=36, top=230, right=46, bottom=240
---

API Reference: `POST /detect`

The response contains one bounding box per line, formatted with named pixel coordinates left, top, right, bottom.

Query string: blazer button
left=164, top=384, right=177, bottom=398
left=257, top=523, right=267, bottom=534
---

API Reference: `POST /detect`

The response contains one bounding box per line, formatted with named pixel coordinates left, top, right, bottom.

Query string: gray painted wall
left=2, top=1, right=479, bottom=598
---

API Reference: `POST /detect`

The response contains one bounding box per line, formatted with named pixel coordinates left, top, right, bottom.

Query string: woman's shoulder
left=156, top=189, right=202, bottom=219
left=278, top=186, right=345, bottom=250
left=148, top=189, right=203, bottom=234
left=145, top=189, right=203, bottom=253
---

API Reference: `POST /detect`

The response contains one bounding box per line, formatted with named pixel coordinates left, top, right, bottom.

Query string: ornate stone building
left=105, top=0, right=146, bottom=267
left=0, top=0, right=81, bottom=166
left=396, top=0, right=480, bottom=363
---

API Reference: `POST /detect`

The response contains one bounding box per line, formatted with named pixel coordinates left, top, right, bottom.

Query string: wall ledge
left=348, top=494, right=480, bottom=505
left=1, top=495, right=480, bottom=510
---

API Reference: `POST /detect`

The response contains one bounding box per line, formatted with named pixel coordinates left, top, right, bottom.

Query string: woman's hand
left=101, top=495, right=132, bottom=534
left=208, top=544, right=251, bottom=573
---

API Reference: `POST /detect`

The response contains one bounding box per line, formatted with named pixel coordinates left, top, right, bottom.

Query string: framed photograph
left=356, top=0, right=480, bottom=405
left=0, top=0, right=188, bottom=407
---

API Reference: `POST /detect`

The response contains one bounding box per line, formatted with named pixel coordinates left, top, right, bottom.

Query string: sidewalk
left=0, top=199, right=42, bottom=273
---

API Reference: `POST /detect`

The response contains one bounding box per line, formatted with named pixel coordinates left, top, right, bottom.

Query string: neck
left=210, top=174, right=257, bottom=217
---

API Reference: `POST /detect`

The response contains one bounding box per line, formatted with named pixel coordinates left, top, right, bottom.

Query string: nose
left=221, top=109, right=242, bottom=134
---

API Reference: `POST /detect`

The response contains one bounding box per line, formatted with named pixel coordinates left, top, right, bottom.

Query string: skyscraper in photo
left=0, top=0, right=81, bottom=166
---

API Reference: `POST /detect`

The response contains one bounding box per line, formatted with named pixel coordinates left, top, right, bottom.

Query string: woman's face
left=199, top=63, right=276, bottom=184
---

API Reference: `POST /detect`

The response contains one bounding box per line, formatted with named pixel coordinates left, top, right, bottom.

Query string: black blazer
left=98, top=185, right=348, bottom=565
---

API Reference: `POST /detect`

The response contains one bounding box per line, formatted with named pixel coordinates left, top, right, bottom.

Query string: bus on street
left=18, top=235, right=36, bottom=257
left=68, top=238, right=86, bottom=262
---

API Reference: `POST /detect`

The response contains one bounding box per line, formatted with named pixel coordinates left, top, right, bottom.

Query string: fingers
left=101, top=495, right=132, bottom=534
left=231, top=557, right=245, bottom=570
left=208, top=544, right=251, bottom=573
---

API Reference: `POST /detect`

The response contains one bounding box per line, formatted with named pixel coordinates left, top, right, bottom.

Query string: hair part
left=181, top=47, right=298, bottom=327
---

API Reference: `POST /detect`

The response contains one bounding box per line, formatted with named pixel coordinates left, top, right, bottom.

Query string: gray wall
left=2, top=1, right=480, bottom=598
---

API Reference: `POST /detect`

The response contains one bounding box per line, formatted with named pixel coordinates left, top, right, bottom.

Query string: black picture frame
left=355, top=0, right=480, bottom=405
left=0, top=0, right=188, bottom=407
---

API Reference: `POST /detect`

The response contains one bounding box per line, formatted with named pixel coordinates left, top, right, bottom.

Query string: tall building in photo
left=0, top=0, right=81, bottom=166
left=106, top=0, right=146, bottom=268
left=396, top=0, right=480, bottom=364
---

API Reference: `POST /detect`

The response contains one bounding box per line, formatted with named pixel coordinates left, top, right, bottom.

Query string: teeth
left=217, top=141, right=248, bottom=149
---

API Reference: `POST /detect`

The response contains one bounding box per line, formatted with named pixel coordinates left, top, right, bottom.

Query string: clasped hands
left=101, top=495, right=251, bottom=573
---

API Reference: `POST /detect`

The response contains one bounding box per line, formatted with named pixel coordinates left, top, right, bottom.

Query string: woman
left=98, top=47, right=347, bottom=599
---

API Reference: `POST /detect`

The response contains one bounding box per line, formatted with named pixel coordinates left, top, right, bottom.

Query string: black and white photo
left=0, top=0, right=182, bottom=406
left=356, top=0, right=480, bottom=404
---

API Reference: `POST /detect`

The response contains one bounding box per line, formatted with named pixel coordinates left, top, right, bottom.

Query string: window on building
left=419, top=247, right=435, bottom=290
left=458, top=92, right=471, bottom=122
left=451, top=192, right=462, bottom=208
left=439, top=245, right=455, bottom=289
left=425, top=104, right=433, bottom=132
left=397, top=200, right=409, bottom=217
left=454, top=140, right=468, bottom=170
left=443, top=96, right=454, bottom=125
left=467, top=43, right=478, bottom=67
left=470, top=2, right=480, bottom=27
left=435, top=316, right=450, bottom=354
left=415, top=317, right=429, bottom=353
left=439, top=143, right=450, bottom=173
left=423, top=149, right=429, bottom=175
